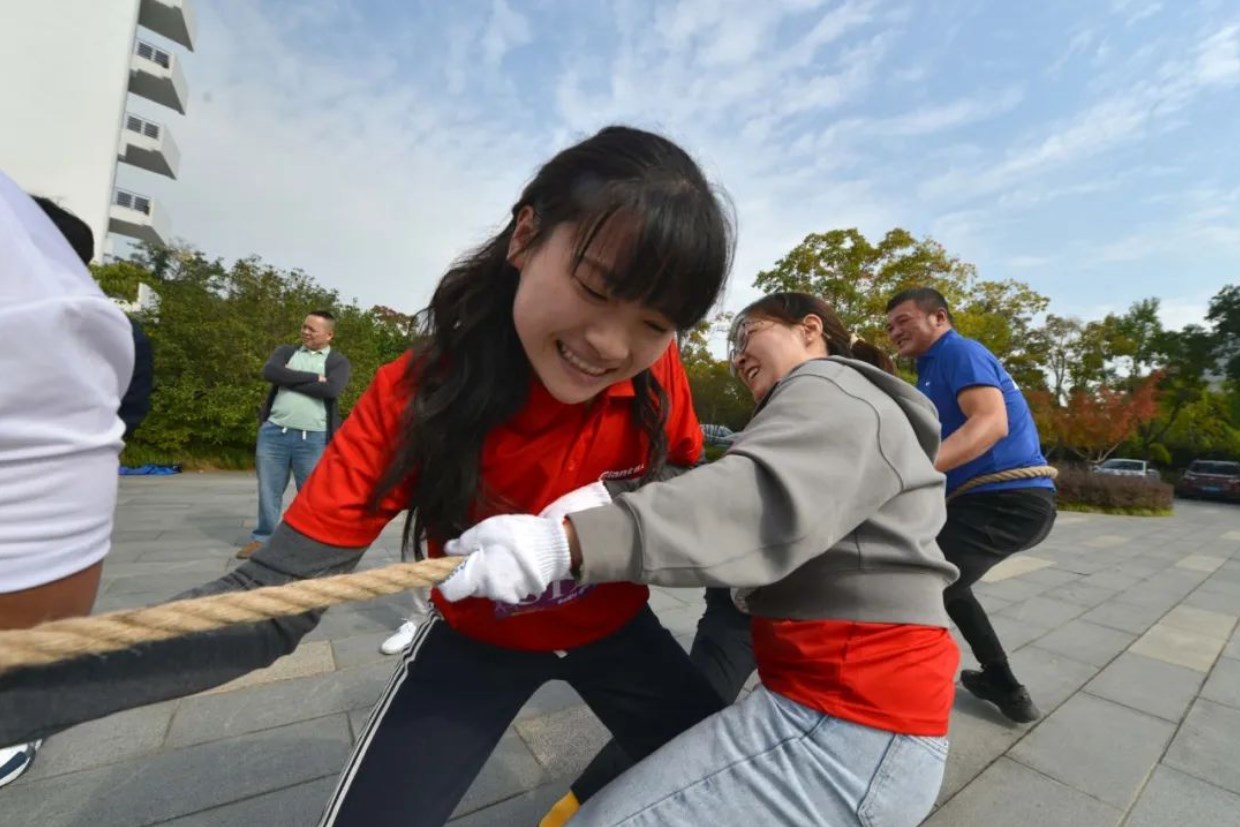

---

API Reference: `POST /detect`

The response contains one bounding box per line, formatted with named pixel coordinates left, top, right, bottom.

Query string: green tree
left=1207, top=284, right=1240, bottom=382
left=752, top=227, right=1048, bottom=376
left=94, top=243, right=415, bottom=467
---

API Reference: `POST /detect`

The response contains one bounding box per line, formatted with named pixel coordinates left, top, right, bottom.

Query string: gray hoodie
left=573, top=357, right=959, bottom=627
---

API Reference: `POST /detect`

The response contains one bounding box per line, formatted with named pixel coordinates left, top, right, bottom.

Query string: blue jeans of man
left=251, top=421, right=327, bottom=545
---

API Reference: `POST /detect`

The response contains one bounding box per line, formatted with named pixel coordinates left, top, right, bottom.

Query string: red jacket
left=283, top=345, right=703, bottom=651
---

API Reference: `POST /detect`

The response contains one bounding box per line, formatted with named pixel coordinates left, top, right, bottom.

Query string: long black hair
left=376, top=125, right=734, bottom=553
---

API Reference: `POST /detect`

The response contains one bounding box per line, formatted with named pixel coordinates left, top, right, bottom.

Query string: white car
left=1092, top=458, right=1159, bottom=480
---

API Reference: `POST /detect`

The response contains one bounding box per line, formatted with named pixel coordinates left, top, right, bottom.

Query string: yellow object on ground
left=539, top=790, right=581, bottom=827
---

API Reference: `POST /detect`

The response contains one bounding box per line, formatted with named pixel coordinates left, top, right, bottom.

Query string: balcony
left=109, top=188, right=170, bottom=247
left=129, top=39, right=189, bottom=114
left=138, top=0, right=196, bottom=51
left=118, top=113, right=180, bottom=179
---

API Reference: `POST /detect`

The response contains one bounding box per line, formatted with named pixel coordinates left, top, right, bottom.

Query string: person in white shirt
left=0, top=170, right=134, bottom=786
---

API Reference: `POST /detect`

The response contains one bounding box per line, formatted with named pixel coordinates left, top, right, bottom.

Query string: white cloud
left=482, top=0, right=533, bottom=69
left=1195, top=24, right=1240, bottom=84
left=921, top=24, right=1240, bottom=204
left=874, top=87, right=1023, bottom=136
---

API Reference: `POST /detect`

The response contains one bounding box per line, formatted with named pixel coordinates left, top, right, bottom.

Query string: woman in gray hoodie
left=440, top=291, right=960, bottom=827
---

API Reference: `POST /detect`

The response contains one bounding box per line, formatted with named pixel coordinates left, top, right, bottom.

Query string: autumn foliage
left=1027, top=373, right=1162, bottom=464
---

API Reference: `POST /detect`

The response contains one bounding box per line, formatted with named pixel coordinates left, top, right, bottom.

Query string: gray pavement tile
left=1050, top=556, right=1116, bottom=576
left=997, top=595, right=1089, bottom=629
left=303, top=606, right=405, bottom=642
left=347, top=706, right=373, bottom=743
left=1008, top=693, right=1175, bottom=808
left=154, top=776, right=338, bottom=827
left=446, top=781, right=570, bottom=827
left=166, top=661, right=393, bottom=747
left=515, top=680, right=584, bottom=722
left=1165, top=699, right=1240, bottom=795
left=103, top=571, right=216, bottom=597
left=1115, top=581, right=1192, bottom=611
left=330, top=631, right=392, bottom=669
left=1081, top=600, right=1168, bottom=635
left=938, top=702, right=1027, bottom=803
left=973, top=578, right=1048, bottom=603
left=658, top=586, right=706, bottom=606
left=1116, top=561, right=1178, bottom=580
left=1226, top=629, right=1240, bottom=661
left=974, top=593, right=1015, bottom=614
left=100, top=559, right=226, bottom=580
left=1009, top=646, right=1102, bottom=712
left=1032, top=619, right=1136, bottom=667
left=986, top=614, right=1053, bottom=652
left=23, top=702, right=177, bottom=781
left=1201, top=655, right=1240, bottom=710
left=1017, top=567, right=1080, bottom=588
left=112, top=529, right=167, bottom=542
left=925, top=758, right=1122, bottom=827
left=1041, top=582, right=1120, bottom=609
left=452, top=732, right=551, bottom=818
left=1080, top=570, right=1145, bottom=591
left=1125, top=766, right=1240, bottom=827
left=1198, top=575, right=1240, bottom=598
left=515, top=704, right=610, bottom=780
left=1182, top=587, right=1240, bottom=615
left=647, top=587, right=697, bottom=613
left=2, top=715, right=352, bottom=827
left=92, top=590, right=175, bottom=613
left=1084, top=652, right=1205, bottom=723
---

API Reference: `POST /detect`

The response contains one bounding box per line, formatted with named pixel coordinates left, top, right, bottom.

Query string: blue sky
left=120, top=0, right=1240, bottom=331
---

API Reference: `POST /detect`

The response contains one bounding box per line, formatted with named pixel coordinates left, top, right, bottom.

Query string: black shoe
left=961, top=669, right=1041, bottom=723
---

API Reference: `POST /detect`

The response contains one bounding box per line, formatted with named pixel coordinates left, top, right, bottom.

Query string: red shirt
left=283, top=345, right=703, bottom=651
left=753, top=618, right=959, bottom=736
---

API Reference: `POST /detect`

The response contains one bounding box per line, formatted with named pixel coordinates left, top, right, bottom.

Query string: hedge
left=1053, top=465, right=1174, bottom=515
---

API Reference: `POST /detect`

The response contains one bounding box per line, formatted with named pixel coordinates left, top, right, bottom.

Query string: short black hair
left=32, top=196, right=94, bottom=265
left=886, top=286, right=954, bottom=324
left=308, top=309, right=336, bottom=330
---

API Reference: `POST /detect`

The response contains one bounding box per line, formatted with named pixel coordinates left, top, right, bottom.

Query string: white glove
left=538, top=481, right=612, bottom=523
left=438, top=515, right=572, bottom=604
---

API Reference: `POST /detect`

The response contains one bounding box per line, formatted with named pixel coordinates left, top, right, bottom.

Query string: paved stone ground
left=5, top=473, right=1240, bottom=826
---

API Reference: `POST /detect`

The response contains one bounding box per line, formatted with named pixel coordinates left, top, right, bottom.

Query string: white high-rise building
left=0, top=0, right=196, bottom=261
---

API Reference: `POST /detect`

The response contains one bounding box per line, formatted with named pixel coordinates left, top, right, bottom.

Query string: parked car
left=1177, top=460, right=1240, bottom=502
left=1092, top=458, right=1160, bottom=480
left=700, top=423, right=736, bottom=448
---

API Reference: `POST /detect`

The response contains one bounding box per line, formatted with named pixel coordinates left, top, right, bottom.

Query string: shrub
left=1054, top=465, right=1174, bottom=515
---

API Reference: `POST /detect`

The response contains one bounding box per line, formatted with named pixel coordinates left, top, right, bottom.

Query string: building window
left=135, top=40, right=171, bottom=69
left=115, top=189, right=152, bottom=215
left=125, top=114, right=161, bottom=139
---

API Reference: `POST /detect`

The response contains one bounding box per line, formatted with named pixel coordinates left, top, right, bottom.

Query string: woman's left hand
left=439, top=515, right=572, bottom=604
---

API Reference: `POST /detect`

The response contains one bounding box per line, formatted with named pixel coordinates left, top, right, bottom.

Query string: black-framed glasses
left=727, top=316, right=773, bottom=377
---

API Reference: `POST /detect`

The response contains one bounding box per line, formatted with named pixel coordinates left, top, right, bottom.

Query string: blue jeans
left=251, top=421, right=327, bottom=544
left=573, top=686, right=948, bottom=827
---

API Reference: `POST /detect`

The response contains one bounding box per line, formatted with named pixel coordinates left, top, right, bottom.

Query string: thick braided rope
left=0, top=556, right=462, bottom=676
left=947, top=465, right=1058, bottom=502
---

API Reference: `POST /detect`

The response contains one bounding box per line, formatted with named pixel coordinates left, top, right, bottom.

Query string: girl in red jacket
left=2, top=125, right=734, bottom=827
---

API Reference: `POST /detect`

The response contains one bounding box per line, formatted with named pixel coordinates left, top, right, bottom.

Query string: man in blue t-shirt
left=887, top=287, right=1057, bottom=723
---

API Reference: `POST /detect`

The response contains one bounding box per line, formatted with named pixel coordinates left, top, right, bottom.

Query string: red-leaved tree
left=1031, top=373, right=1162, bottom=463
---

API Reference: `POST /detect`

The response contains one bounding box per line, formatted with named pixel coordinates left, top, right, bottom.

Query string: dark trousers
left=318, top=605, right=723, bottom=827
left=939, top=488, right=1057, bottom=667
left=571, top=587, right=757, bottom=802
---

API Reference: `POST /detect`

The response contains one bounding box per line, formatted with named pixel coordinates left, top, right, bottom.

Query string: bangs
left=568, top=183, right=731, bottom=330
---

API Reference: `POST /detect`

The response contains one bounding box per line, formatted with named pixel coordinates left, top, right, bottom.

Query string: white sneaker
left=0, top=740, right=41, bottom=789
left=380, top=620, right=418, bottom=655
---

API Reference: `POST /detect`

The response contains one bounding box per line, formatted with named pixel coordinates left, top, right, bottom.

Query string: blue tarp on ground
left=119, top=464, right=182, bottom=476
